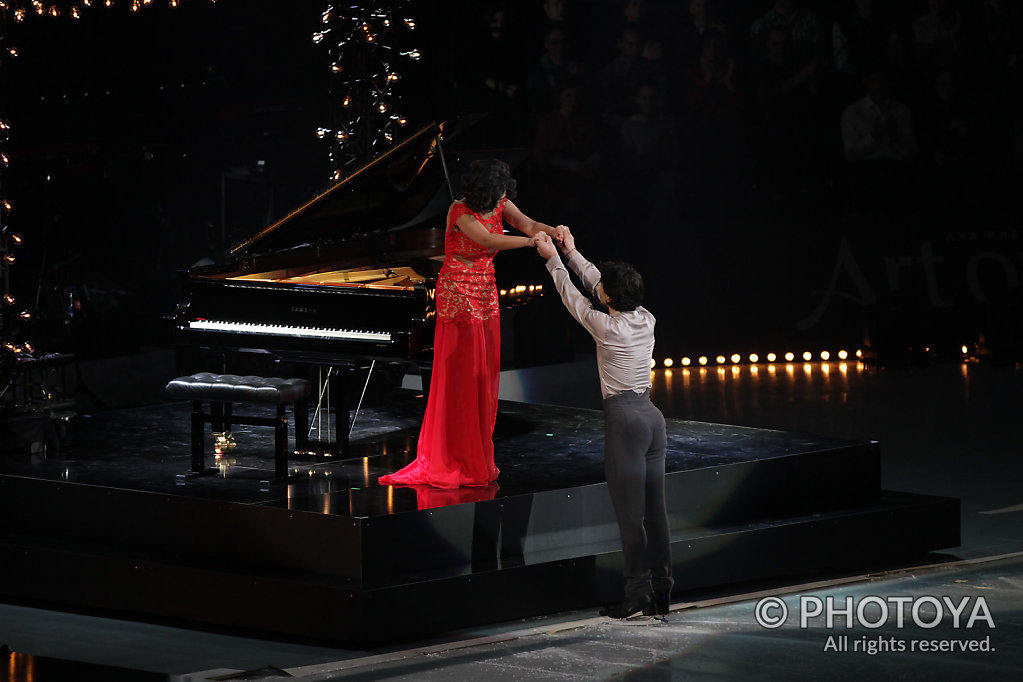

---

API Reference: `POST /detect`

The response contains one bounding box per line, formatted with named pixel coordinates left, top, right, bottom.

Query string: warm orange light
left=681, top=357, right=691, bottom=366
left=663, top=358, right=673, bottom=368
left=698, top=356, right=708, bottom=366
left=749, top=354, right=759, bottom=363
left=730, top=354, right=741, bottom=364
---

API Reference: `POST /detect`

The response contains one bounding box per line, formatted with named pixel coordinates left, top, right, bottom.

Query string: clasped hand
left=535, top=225, right=574, bottom=259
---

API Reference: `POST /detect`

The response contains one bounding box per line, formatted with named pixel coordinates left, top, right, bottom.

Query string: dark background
left=1, top=0, right=1021, bottom=365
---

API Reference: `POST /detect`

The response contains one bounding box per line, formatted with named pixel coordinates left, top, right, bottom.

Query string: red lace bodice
left=436, top=199, right=506, bottom=322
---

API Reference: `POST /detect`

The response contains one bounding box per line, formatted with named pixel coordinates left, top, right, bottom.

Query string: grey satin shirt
left=545, top=250, right=655, bottom=399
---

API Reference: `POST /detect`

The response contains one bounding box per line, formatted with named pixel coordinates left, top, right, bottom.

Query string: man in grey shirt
left=536, top=229, right=672, bottom=618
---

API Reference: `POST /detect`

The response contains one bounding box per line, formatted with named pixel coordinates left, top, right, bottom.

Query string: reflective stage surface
left=0, top=388, right=873, bottom=517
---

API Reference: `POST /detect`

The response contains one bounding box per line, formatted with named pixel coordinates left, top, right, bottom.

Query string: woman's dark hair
left=598, top=261, right=644, bottom=311
left=462, top=159, right=518, bottom=214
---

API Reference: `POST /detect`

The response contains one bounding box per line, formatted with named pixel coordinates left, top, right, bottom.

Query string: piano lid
left=228, top=121, right=458, bottom=259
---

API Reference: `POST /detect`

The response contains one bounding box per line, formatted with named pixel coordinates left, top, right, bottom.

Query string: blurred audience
left=532, top=80, right=603, bottom=222
left=841, top=67, right=919, bottom=210
left=832, top=0, right=906, bottom=98
left=750, top=0, right=827, bottom=68
left=440, top=0, right=1018, bottom=223
left=525, top=25, right=585, bottom=123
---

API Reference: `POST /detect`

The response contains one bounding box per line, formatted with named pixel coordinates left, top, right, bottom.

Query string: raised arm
left=535, top=233, right=610, bottom=341
left=557, top=225, right=601, bottom=297
left=502, top=199, right=560, bottom=238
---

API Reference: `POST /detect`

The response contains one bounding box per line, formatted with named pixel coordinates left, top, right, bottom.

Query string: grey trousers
left=604, top=389, right=673, bottom=599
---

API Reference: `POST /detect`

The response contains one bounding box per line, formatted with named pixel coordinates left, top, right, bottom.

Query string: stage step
left=0, top=431, right=882, bottom=586
left=0, top=399, right=961, bottom=644
left=0, top=490, right=958, bottom=645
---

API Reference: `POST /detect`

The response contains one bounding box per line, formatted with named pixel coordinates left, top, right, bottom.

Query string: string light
left=0, top=0, right=214, bottom=365
left=314, top=1, right=419, bottom=179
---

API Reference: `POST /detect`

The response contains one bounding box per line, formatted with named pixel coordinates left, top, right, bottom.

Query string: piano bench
left=165, top=372, right=311, bottom=480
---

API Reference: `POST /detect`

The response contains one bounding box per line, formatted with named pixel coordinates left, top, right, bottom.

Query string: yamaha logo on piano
left=290, top=306, right=317, bottom=314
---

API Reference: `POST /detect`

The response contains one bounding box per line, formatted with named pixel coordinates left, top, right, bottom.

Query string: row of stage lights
left=651, top=350, right=862, bottom=369
left=652, top=344, right=991, bottom=370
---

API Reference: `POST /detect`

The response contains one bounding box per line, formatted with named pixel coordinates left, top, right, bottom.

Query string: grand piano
left=173, top=121, right=548, bottom=452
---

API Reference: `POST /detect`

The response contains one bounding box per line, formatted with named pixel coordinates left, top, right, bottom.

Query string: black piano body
left=172, top=121, right=549, bottom=452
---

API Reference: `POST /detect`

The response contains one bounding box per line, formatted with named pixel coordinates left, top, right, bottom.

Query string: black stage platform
left=0, top=391, right=960, bottom=645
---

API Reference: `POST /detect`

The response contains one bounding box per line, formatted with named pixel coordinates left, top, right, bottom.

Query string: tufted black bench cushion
left=166, top=373, right=311, bottom=480
left=166, top=373, right=310, bottom=405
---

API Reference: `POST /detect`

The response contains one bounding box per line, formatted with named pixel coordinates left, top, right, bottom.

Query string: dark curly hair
left=462, top=159, right=518, bottom=214
left=598, top=261, right=644, bottom=312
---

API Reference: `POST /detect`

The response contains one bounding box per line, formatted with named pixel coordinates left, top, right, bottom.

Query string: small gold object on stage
left=213, top=431, right=237, bottom=454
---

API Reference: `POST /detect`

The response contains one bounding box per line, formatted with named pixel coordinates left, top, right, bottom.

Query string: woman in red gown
left=379, top=160, right=561, bottom=489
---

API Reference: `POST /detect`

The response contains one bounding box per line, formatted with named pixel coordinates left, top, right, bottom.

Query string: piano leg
left=331, top=372, right=350, bottom=457
left=274, top=403, right=288, bottom=479
left=294, top=398, right=309, bottom=452
left=190, top=400, right=205, bottom=473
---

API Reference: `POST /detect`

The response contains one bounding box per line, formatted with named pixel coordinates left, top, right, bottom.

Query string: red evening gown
left=378, top=199, right=505, bottom=488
